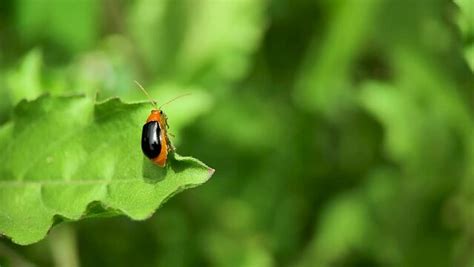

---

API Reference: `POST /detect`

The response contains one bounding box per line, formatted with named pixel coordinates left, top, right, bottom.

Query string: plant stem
left=49, top=225, right=80, bottom=267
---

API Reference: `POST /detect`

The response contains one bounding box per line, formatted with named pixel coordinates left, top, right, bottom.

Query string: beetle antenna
left=159, top=93, right=192, bottom=109
left=134, top=80, right=158, bottom=109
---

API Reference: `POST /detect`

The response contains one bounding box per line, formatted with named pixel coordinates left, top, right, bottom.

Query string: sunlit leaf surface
left=0, top=95, right=214, bottom=245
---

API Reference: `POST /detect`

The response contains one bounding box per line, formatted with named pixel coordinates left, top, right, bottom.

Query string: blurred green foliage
left=0, top=0, right=473, bottom=266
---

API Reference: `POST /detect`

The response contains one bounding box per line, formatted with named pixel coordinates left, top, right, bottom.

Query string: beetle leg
left=167, top=136, right=176, bottom=152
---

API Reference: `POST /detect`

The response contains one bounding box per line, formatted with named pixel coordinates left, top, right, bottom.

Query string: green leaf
left=6, top=49, right=43, bottom=104
left=455, top=0, right=474, bottom=73
left=454, top=0, right=474, bottom=40
left=128, top=0, right=266, bottom=87
left=295, top=0, right=380, bottom=116
left=16, top=0, right=99, bottom=52
left=173, top=0, right=266, bottom=86
left=465, top=44, right=474, bottom=72
left=0, top=95, right=214, bottom=245
left=295, top=193, right=373, bottom=267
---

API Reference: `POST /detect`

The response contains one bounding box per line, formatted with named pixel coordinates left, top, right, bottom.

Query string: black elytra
left=141, top=121, right=162, bottom=159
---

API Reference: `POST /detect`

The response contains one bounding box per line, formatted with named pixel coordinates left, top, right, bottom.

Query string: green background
left=0, top=0, right=473, bottom=266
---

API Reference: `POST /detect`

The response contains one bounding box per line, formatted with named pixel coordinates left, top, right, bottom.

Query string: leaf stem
left=49, top=225, right=80, bottom=267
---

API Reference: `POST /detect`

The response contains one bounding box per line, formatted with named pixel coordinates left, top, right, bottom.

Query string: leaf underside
left=0, top=95, right=214, bottom=245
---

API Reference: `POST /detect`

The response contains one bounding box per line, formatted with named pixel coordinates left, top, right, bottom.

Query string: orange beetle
left=142, top=108, right=171, bottom=167
left=135, top=81, right=187, bottom=167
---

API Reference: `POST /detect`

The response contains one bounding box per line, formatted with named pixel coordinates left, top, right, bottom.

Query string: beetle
left=135, top=81, right=188, bottom=167
left=141, top=108, right=171, bottom=167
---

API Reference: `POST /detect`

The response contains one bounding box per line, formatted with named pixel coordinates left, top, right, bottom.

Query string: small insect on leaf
left=0, top=94, right=214, bottom=245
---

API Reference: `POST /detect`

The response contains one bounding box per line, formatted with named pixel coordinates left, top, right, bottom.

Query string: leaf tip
left=205, top=167, right=215, bottom=182
left=208, top=168, right=215, bottom=176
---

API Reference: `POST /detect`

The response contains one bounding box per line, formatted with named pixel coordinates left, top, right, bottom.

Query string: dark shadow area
left=168, top=152, right=189, bottom=174
left=141, top=157, right=167, bottom=183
